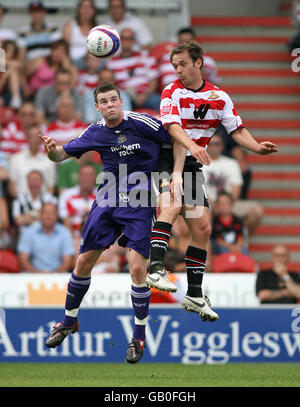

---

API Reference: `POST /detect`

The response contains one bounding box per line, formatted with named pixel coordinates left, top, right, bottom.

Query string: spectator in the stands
left=45, top=93, right=86, bottom=146
left=106, top=28, right=160, bottom=111
left=76, top=52, right=103, bottom=98
left=12, top=169, right=57, bottom=233
left=25, top=39, right=78, bottom=98
left=82, top=67, right=132, bottom=123
left=34, top=69, right=83, bottom=124
left=18, top=202, right=75, bottom=273
left=202, top=133, right=263, bottom=236
left=57, top=150, right=102, bottom=194
left=17, top=1, right=61, bottom=64
left=8, top=124, right=56, bottom=198
left=63, top=0, right=98, bottom=69
left=0, top=40, right=24, bottom=109
left=256, top=244, right=300, bottom=304
left=58, top=164, right=97, bottom=235
left=0, top=5, right=17, bottom=45
left=0, top=101, right=37, bottom=156
left=101, top=0, right=153, bottom=51
left=211, top=191, right=249, bottom=255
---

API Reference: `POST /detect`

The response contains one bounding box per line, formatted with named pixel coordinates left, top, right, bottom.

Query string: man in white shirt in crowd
left=8, top=124, right=56, bottom=197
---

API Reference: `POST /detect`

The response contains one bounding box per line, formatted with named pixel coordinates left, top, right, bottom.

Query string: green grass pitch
left=0, top=363, right=299, bottom=387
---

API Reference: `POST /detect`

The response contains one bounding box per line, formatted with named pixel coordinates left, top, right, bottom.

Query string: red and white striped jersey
left=105, top=50, right=158, bottom=94
left=58, top=185, right=97, bottom=231
left=76, top=70, right=99, bottom=96
left=45, top=120, right=87, bottom=146
left=160, top=79, right=243, bottom=155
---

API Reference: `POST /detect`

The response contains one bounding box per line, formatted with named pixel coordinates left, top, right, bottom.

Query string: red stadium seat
left=0, top=250, right=20, bottom=273
left=212, top=252, right=256, bottom=273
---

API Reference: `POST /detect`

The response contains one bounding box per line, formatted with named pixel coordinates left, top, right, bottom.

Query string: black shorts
left=153, top=148, right=209, bottom=207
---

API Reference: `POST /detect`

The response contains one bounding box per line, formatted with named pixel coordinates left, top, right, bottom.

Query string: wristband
left=282, top=274, right=291, bottom=282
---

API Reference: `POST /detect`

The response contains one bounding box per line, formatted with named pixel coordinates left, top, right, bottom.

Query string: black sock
left=185, top=246, right=206, bottom=297
left=149, top=221, right=172, bottom=273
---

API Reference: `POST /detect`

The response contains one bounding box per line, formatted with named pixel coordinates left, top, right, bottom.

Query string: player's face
left=95, top=90, right=123, bottom=126
left=171, top=51, right=202, bottom=88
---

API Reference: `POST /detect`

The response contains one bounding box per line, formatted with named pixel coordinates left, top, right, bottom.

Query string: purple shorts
left=79, top=200, right=154, bottom=258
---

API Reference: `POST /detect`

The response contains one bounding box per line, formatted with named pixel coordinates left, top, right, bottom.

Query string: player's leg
left=126, top=249, right=150, bottom=364
left=182, top=205, right=218, bottom=322
left=146, top=190, right=180, bottom=292
left=45, top=249, right=104, bottom=348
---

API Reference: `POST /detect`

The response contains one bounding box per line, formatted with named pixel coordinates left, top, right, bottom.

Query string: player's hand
left=39, top=134, right=57, bottom=154
left=170, top=171, right=183, bottom=207
left=257, top=141, right=278, bottom=155
left=189, top=143, right=211, bottom=165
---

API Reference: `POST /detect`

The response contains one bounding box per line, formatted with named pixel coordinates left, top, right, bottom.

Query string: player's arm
left=167, top=123, right=211, bottom=165
left=40, top=135, right=70, bottom=162
left=231, top=127, right=278, bottom=155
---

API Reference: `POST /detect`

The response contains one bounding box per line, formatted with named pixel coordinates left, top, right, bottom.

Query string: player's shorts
left=79, top=200, right=154, bottom=258
left=152, top=148, right=209, bottom=207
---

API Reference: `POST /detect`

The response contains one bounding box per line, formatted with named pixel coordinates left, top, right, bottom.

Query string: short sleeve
left=63, top=124, right=94, bottom=159
left=221, top=93, right=243, bottom=134
left=160, top=85, right=182, bottom=128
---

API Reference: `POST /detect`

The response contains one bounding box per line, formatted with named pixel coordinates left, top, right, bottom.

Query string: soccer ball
left=86, top=25, right=120, bottom=58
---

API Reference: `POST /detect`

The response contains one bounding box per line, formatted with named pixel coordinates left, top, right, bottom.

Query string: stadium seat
left=0, top=250, right=20, bottom=273
left=212, top=252, right=256, bottom=273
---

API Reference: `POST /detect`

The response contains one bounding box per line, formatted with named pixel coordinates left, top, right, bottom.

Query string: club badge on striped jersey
left=208, top=91, right=219, bottom=100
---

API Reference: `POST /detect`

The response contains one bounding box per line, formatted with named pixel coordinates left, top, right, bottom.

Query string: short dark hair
left=216, top=190, right=234, bottom=203
left=177, top=27, right=196, bottom=38
left=170, top=40, right=204, bottom=68
left=93, top=82, right=121, bottom=103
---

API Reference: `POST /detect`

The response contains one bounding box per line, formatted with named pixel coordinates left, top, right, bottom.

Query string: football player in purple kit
left=42, top=82, right=204, bottom=364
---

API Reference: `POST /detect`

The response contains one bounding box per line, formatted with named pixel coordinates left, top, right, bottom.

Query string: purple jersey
left=62, top=111, right=171, bottom=257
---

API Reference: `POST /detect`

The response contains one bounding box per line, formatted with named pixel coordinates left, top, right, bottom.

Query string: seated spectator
left=34, top=69, right=83, bottom=124
left=101, top=0, right=153, bottom=51
left=57, top=150, right=102, bottom=194
left=45, top=93, right=86, bottom=146
left=0, top=101, right=39, bottom=156
left=202, top=133, right=263, bottom=236
left=12, top=169, right=57, bottom=233
left=211, top=191, right=249, bottom=255
left=82, top=67, right=132, bottom=123
left=62, top=0, right=98, bottom=69
left=18, top=202, right=75, bottom=273
left=25, top=39, right=78, bottom=98
left=17, top=1, right=61, bottom=64
left=58, top=164, right=97, bottom=235
left=0, top=5, right=17, bottom=45
left=256, top=245, right=300, bottom=304
left=0, top=40, right=24, bottom=109
left=8, top=124, right=56, bottom=197
left=154, top=26, right=221, bottom=93
left=105, top=28, right=160, bottom=111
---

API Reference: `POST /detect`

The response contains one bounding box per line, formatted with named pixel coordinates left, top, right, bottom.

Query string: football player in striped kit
left=146, top=41, right=278, bottom=322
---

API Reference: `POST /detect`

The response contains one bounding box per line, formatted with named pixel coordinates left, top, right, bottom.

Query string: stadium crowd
left=0, top=0, right=290, bottom=292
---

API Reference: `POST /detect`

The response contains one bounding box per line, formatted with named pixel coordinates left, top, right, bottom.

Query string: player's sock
left=63, top=272, right=91, bottom=327
left=149, top=221, right=172, bottom=273
left=131, top=283, right=151, bottom=341
left=185, top=246, right=206, bottom=298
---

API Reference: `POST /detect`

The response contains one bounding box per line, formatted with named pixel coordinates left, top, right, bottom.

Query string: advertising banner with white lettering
left=1, top=307, right=299, bottom=363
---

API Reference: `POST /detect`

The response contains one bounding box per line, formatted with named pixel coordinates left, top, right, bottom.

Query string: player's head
left=94, top=82, right=123, bottom=126
left=170, top=41, right=204, bottom=88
